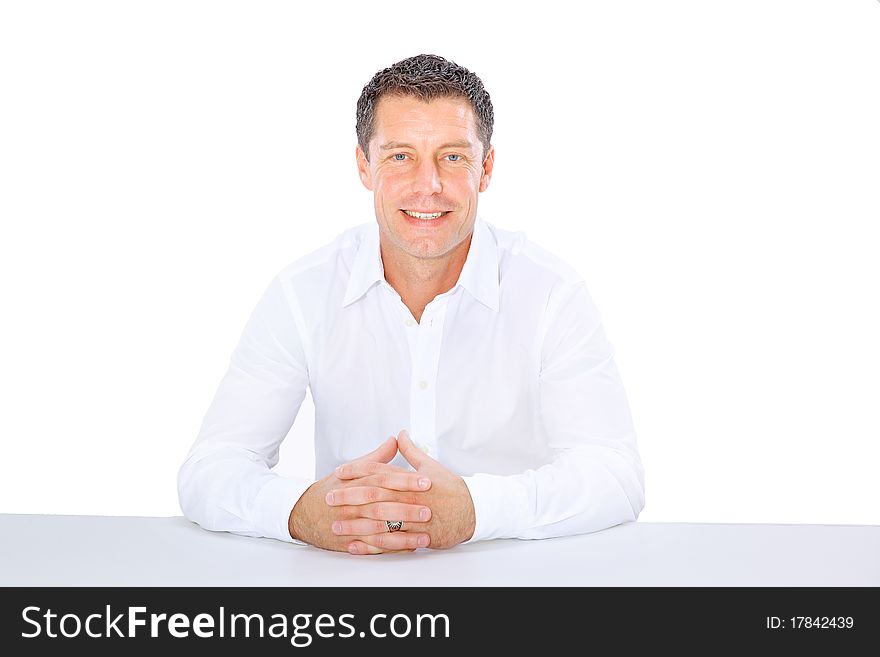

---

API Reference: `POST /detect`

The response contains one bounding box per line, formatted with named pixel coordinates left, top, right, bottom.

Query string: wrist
left=287, top=507, right=301, bottom=542
left=457, top=476, right=476, bottom=544
left=288, top=482, right=317, bottom=543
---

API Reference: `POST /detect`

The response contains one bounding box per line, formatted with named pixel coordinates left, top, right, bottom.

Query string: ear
left=479, top=145, right=495, bottom=193
left=356, top=145, right=374, bottom=191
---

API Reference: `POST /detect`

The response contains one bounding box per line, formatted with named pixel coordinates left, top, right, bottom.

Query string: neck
left=381, top=233, right=473, bottom=323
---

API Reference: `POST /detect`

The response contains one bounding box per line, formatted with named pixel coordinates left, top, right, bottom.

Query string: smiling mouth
left=401, top=209, right=451, bottom=220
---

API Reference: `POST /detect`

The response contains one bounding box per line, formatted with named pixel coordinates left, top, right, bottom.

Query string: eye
left=393, top=153, right=407, bottom=161
left=446, top=154, right=462, bottom=162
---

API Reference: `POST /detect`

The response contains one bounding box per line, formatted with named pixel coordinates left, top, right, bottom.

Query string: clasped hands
left=288, top=430, right=476, bottom=555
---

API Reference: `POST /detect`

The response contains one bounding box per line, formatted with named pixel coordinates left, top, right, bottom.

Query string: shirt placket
left=401, top=297, right=449, bottom=459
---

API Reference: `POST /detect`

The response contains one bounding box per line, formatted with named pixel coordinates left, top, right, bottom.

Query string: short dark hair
left=356, top=54, right=494, bottom=163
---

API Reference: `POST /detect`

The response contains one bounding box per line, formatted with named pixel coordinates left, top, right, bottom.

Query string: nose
left=411, top=157, right=443, bottom=195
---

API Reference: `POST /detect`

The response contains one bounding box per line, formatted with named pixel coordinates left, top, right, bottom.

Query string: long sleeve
left=177, top=275, right=313, bottom=544
left=462, top=279, right=645, bottom=542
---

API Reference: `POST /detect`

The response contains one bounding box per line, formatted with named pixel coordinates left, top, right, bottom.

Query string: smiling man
left=178, top=54, right=646, bottom=555
left=362, top=92, right=491, bottom=326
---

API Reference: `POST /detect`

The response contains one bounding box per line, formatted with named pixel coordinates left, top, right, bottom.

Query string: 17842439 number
left=766, top=616, right=854, bottom=630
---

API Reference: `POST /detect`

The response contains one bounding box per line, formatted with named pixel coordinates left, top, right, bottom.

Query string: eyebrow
left=379, top=140, right=476, bottom=151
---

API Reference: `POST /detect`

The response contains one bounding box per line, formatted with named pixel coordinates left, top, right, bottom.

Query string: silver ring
left=386, top=520, right=403, bottom=533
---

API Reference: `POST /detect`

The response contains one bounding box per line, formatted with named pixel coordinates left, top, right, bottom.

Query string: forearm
left=459, top=276, right=647, bottom=543
left=462, top=442, right=645, bottom=542
left=177, top=446, right=313, bottom=544
left=178, top=274, right=313, bottom=543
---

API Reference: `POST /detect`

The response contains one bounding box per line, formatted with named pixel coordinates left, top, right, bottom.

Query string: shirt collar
left=342, top=222, right=385, bottom=307
left=342, top=216, right=500, bottom=312
left=454, top=216, right=500, bottom=312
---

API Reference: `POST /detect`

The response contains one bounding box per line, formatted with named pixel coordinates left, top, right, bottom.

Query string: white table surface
left=1, top=514, right=877, bottom=586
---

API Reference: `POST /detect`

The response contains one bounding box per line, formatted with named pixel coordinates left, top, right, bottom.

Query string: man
left=178, top=54, right=645, bottom=555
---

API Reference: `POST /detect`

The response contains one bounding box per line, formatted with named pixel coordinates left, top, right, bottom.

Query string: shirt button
left=418, top=380, right=428, bottom=390
left=405, top=318, right=415, bottom=327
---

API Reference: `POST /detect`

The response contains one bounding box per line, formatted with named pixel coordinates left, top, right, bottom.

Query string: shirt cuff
left=253, top=474, right=314, bottom=545
left=461, top=472, right=531, bottom=543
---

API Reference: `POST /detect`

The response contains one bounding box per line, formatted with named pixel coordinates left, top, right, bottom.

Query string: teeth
left=403, top=210, right=445, bottom=219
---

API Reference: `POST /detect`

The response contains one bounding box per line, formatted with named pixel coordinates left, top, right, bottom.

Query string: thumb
left=397, top=429, right=428, bottom=469
left=355, top=435, right=398, bottom=464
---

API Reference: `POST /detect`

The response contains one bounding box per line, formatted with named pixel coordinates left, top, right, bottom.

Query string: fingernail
left=418, top=478, right=430, bottom=489
left=419, top=507, right=430, bottom=521
left=335, top=466, right=343, bottom=476
left=332, top=521, right=342, bottom=534
left=348, top=543, right=358, bottom=554
left=325, top=491, right=334, bottom=504
left=418, top=535, right=429, bottom=548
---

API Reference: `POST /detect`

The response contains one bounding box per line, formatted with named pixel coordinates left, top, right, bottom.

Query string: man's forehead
left=376, top=91, right=471, bottom=112
left=379, top=138, right=476, bottom=151
left=372, top=95, right=478, bottom=145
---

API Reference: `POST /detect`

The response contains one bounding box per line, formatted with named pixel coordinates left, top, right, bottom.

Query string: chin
left=404, top=240, right=449, bottom=260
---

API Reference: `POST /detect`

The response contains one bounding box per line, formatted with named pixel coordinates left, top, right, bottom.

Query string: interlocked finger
left=345, top=530, right=429, bottom=554
left=326, top=486, right=421, bottom=507
left=336, top=460, right=414, bottom=480
left=356, top=502, right=431, bottom=523
left=347, top=541, right=415, bottom=556
left=332, top=518, right=430, bottom=537
left=343, top=471, right=431, bottom=492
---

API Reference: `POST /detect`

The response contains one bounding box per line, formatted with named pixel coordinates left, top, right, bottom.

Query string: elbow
left=627, top=457, right=646, bottom=521
left=600, top=447, right=645, bottom=523
left=176, top=455, right=201, bottom=522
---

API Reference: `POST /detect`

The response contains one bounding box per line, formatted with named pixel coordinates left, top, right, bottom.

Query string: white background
left=1, top=1, right=877, bottom=526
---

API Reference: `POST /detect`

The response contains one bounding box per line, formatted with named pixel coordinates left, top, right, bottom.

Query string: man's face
left=356, top=94, right=494, bottom=261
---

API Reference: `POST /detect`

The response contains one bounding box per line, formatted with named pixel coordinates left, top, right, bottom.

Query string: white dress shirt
left=177, top=216, right=645, bottom=545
